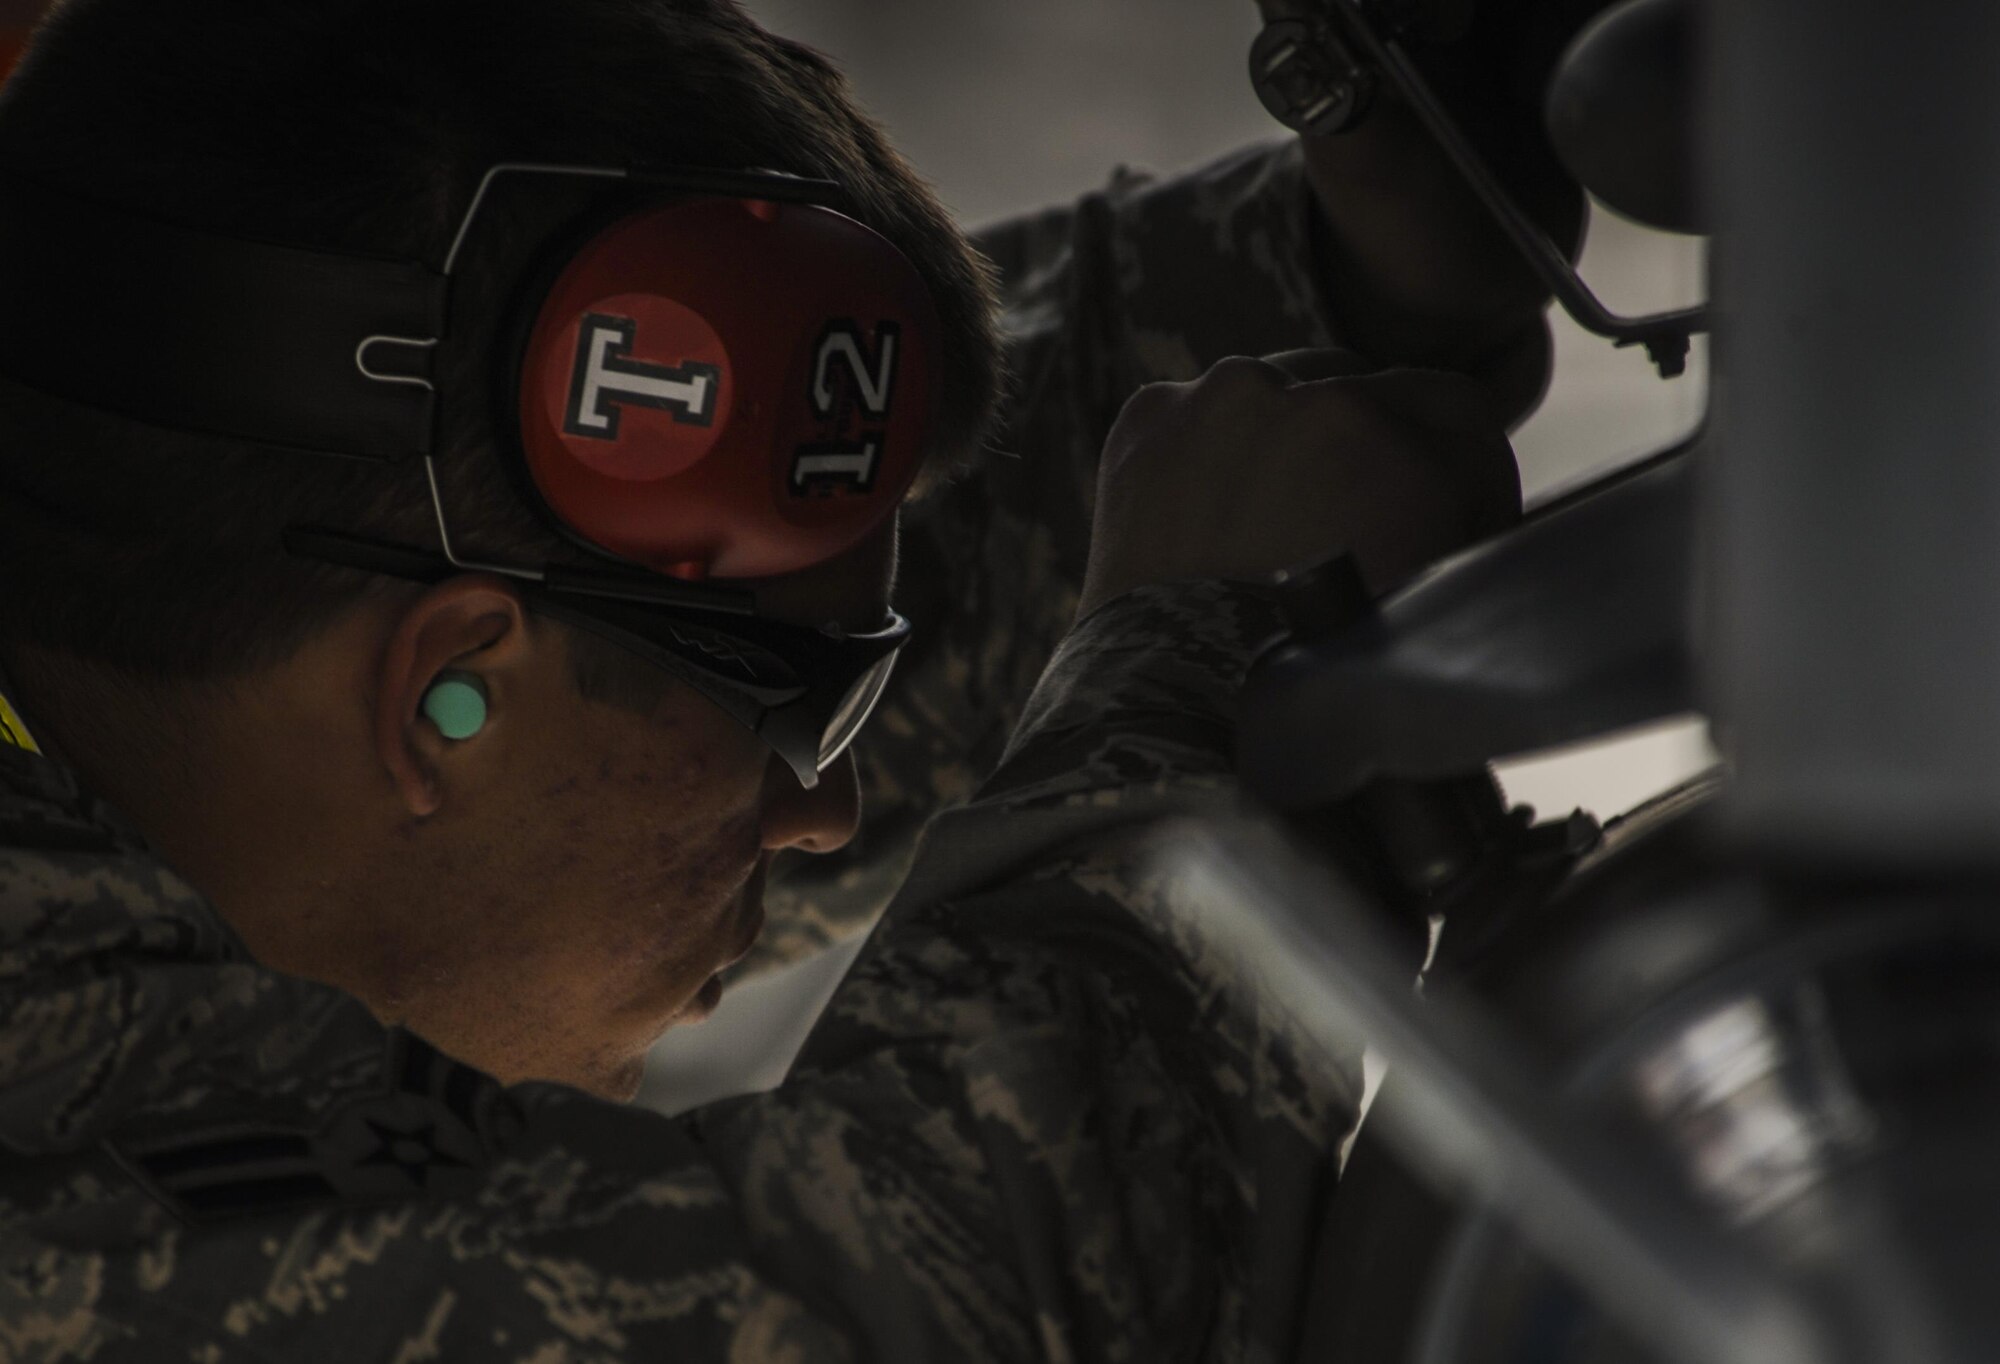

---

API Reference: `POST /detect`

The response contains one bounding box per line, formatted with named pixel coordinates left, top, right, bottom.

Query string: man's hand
left=1297, top=88, right=1582, bottom=387
left=1251, top=2, right=1588, bottom=424
left=1077, top=350, right=1520, bottom=620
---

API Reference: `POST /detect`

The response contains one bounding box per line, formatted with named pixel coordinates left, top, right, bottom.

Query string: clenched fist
left=1078, top=350, right=1521, bottom=620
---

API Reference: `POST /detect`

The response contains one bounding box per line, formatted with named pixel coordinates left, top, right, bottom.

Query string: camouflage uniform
left=0, top=140, right=1364, bottom=1360
left=756, top=138, right=1339, bottom=970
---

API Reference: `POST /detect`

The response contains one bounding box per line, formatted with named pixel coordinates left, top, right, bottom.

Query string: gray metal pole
left=1706, top=0, right=2000, bottom=866
left=1169, top=826, right=1836, bottom=1364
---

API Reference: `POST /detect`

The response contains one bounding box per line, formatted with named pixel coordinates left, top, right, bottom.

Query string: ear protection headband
left=0, top=162, right=945, bottom=582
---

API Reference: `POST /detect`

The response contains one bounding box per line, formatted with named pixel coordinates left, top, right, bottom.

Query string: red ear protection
left=0, top=29, right=29, bottom=86
left=514, top=195, right=943, bottom=581
left=0, top=162, right=945, bottom=589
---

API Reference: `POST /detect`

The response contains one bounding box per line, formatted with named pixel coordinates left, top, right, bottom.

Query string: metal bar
left=441, top=161, right=845, bottom=279
left=1167, top=826, right=1836, bottom=1364
left=442, top=163, right=628, bottom=278
left=422, top=455, right=546, bottom=582
left=1322, top=0, right=1705, bottom=369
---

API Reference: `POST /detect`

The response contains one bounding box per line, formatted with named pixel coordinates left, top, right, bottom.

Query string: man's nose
left=758, top=749, right=861, bottom=854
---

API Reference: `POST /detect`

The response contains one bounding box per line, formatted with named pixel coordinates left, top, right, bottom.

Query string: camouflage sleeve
left=24, top=580, right=1360, bottom=1361
left=689, top=578, right=1365, bottom=1359
left=755, top=139, right=1342, bottom=970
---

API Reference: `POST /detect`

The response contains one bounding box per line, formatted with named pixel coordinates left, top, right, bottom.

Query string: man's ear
left=373, top=574, right=532, bottom=818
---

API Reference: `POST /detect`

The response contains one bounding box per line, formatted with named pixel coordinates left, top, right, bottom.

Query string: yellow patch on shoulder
left=0, top=690, right=39, bottom=754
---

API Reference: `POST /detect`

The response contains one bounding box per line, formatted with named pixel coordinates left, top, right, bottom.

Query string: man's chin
left=589, top=1053, right=651, bottom=1103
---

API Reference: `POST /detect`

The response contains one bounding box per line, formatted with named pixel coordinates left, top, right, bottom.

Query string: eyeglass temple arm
left=284, top=522, right=759, bottom=617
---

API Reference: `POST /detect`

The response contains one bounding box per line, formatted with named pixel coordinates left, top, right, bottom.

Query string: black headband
left=0, top=164, right=847, bottom=463
left=0, top=173, right=446, bottom=460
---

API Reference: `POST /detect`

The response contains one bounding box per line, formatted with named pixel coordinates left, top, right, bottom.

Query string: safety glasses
left=285, top=526, right=907, bottom=789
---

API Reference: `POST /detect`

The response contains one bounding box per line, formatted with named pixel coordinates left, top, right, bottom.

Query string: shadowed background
left=632, top=0, right=1714, bottom=1109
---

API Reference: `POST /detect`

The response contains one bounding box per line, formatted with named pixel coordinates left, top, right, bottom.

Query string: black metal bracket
left=1248, top=0, right=1708, bottom=379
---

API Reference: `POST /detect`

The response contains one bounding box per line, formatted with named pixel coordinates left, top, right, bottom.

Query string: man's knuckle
left=1195, top=355, right=1287, bottom=398
left=1116, top=379, right=1185, bottom=424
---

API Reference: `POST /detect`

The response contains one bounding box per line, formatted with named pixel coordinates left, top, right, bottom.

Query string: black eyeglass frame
left=285, top=525, right=908, bottom=789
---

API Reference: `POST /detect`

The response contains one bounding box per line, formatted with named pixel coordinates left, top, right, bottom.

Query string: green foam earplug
left=422, top=674, right=488, bottom=741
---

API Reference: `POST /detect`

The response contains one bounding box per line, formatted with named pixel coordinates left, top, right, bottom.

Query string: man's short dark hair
left=0, top=0, right=1000, bottom=694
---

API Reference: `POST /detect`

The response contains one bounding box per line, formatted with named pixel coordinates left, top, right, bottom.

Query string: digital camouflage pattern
left=751, top=138, right=1342, bottom=971
left=0, top=576, right=1362, bottom=1361
left=0, top=139, right=1365, bottom=1360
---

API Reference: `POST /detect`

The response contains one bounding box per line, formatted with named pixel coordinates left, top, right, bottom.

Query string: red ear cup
left=515, top=196, right=943, bottom=580
left=0, top=29, right=29, bottom=86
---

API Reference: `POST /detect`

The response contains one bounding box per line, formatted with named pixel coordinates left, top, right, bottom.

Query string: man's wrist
left=994, top=578, right=1288, bottom=799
